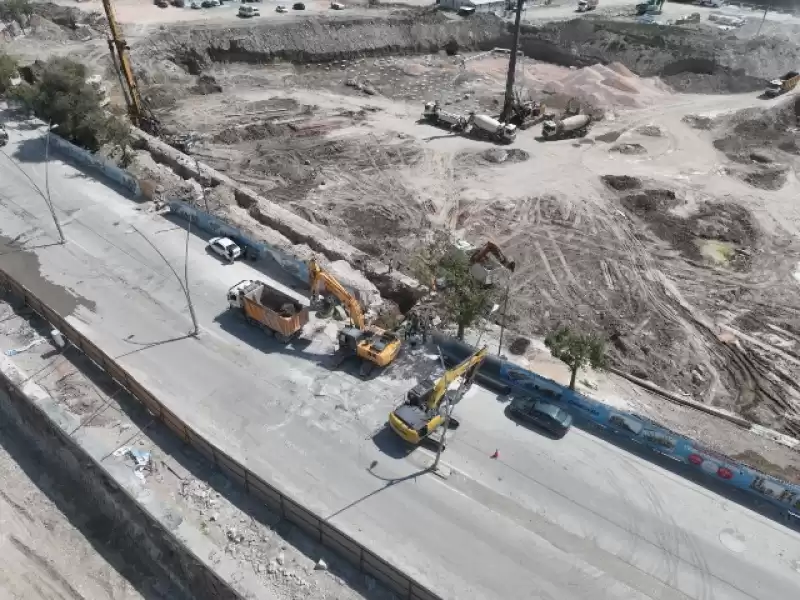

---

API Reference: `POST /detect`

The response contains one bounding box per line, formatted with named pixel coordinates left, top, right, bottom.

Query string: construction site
left=3, top=1, right=800, bottom=597
left=3, top=0, right=799, bottom=433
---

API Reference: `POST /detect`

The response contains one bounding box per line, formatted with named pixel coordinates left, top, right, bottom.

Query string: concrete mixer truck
left=541, top=114, right=592, bottom=141
left=466, top=113, right=517, bottom=144
left=422, top=102, right=468, bottom=131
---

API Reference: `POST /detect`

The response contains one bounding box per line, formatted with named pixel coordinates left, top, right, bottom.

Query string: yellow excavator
left=389, top=345, right=487, bottom=445
left=309, top=259, right=402, bottom=375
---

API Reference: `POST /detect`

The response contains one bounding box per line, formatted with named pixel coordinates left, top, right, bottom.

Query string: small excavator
left=388, top=345, right=487, bottom=446
left=309, top=259, right=402, bottom=376
left=469, top=240, right=516, bottom=286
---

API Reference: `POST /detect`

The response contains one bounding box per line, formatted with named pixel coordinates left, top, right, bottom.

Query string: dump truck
left=765, top=71, right=800, bottom=97
left=422, top=102, right=468, bottom=130
left=228, top=280, right=309, bottom=342
left=466, top=114, right=517, bottom=144
left=541, top=114, right=592, bottom=140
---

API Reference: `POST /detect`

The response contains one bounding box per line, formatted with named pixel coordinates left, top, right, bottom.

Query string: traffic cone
left=490, top=449, right=499, bottom=459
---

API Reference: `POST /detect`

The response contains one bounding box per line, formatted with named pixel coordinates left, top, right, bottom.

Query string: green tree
left=544, top=326, right=606, bottom=390
left=0, top=53, right=18, bottom=93
left=438, top=251, right=496, bottom=340
left=0, top=0, right=33, bottom=31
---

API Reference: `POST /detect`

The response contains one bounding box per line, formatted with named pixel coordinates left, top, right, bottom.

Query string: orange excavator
left=469, top=241, right=516, bottom=286
left=309, top=259, right=402, bottom=376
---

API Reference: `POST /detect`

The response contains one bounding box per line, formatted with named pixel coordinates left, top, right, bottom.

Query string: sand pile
left=543, top=62, right=668, bottom=110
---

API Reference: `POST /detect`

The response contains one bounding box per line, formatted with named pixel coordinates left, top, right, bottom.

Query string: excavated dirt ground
left=5, top=10, right=800, bottom=438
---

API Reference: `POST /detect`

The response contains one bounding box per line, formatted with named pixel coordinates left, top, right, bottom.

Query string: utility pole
left=501, top=0, right=525, bottom=123
left=44, top=123, right=66, bottom=244
left=497, top=277, right=511, bottom=356
left=756, top=5, right=769, bottom=37
left=131, top=224, right=198, bottom=336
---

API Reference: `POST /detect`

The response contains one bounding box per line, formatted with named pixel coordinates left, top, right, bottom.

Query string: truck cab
left=228, top=280, right=257, bottom=309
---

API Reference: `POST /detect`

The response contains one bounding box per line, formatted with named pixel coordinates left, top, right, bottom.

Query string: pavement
left=2, top=116, right=800, bottom=600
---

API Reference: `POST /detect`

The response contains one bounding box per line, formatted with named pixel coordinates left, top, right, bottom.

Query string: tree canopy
left=544, top=326, right=606, bottom=390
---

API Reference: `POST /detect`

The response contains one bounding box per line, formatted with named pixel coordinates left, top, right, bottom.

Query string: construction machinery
left=228, top=280, right=309, bottom=342
left=308, top=259, right=402, bottom=375
left=636, top=0, right=663, bottom=15
left=466, top=113, right=517, bottom=144
left=422, top=101, right=468, bottom=131
left=469, top=240, right=516, bottom=286
left=577, top=0, right=599, bottom=12
left=542, top=113, right=592, bottom=140
left=765, top=71, right=800, bottom=97
left=388, top=346, right=488, bottom=446
left=100, top=0, right=160, bottom=134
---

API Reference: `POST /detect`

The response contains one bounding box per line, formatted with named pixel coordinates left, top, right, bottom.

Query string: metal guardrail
left=0, top=269, right=441, bottom=600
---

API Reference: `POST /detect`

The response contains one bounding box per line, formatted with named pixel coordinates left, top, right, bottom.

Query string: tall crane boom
left=100, top=0, right=158, bottom=133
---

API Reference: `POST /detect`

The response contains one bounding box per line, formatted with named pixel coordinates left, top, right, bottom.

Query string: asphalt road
left=2, top=117, right=800, bottom=600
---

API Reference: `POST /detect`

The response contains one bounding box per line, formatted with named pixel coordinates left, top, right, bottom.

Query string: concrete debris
left=314, top=558, right=328, bottom=571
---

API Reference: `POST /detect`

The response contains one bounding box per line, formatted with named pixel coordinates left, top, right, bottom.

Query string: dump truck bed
left=241, top=283, right=309, bottom=339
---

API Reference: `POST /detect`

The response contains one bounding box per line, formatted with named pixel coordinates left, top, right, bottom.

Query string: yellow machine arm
left=427, top=346, right=487, bottom=412
left=308, top=259, right=366, bottom=330
left=101, top=0, right=143, bottom=123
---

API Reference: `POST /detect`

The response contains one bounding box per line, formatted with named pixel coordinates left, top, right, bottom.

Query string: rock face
left=512, top=19, right=794, bottom=93
left=143, top=13, right=506, bottom=72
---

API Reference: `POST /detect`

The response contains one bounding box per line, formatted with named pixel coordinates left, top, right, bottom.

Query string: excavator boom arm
left=470, top=241, right=516, bottom=273
left=308, top=259, right=366, bottom=330
left=427, top=346, right=487, bottom=412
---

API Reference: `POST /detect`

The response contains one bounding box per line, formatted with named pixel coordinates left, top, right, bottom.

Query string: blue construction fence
left=50, top=134, right=140, bottom=196
left=435, top=335, right=800, bottom=515
left=167, top=201, right=310, bottom=284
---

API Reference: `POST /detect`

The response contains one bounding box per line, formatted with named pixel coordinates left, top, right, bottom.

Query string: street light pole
left=130, top=224, right=199, bottom=336
left=498, top=277, right=511, bottom=356
left=44, top=123, right=66, bottom=244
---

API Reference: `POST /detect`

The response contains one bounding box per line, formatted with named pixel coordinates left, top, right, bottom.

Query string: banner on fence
left=493, top=347, right=800, bottom=514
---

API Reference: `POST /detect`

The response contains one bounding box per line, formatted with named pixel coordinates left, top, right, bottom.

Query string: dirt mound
left=620, top=190, right=758, bottom=268
left=542, top=62, right=667, bottom=110
left=741, top=165, right=789, bottom=191
left=602, top=174, right=641, bottom=191
left=460, top=147, right=531, bottom=165
left=611, top=143, right=647, bottom=155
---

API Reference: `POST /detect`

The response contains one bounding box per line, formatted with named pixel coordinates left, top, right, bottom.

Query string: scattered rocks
left=741, top=165, right=789, bottom=191
left=636, top=125, right=664, bottom=137
left=601, top=174, right=641, bottom=191
left=611, top=142, right=647, bottom=155
left=509, top=336, right=531, bottom=355
left=193, top=74, right=223, bottom=95
left=683, top=114, right=713, bottom=130
left=315, top=558, right=328, bottom=571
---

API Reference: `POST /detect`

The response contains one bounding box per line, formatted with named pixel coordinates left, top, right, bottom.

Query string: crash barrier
left=49, top=134, right=141, bottom=196
left=0, top=269, right=441, bottom=600
left=435, top=335, right=800, bottom=516
left=167, top=201, right=310, bottom=284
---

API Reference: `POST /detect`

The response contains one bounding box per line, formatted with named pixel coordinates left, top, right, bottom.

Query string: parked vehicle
left=765, top=71, right=800, bottom=97
left=0, top=124, right=8, bottom=148
left=228, top=280, right=309, bottom=343
left=190, top=1, right=201, bottom=8
left=577, top=0, right=598, bottom=12
left=466, top=113, right=517, bottom=144
left=238, top=4, right=260, bottom=16
left=292, top=1, right=305, bottom=8
left=276, top=3, right=287, bottom=10
left=506, top=396, right=573, bottom=438
left=171, top=0, right=186, bottom=6
left=422, top=101, right=468, bottom=131
left=207, top=237, right=242, bottom=262
left=330, top=1, right=345, bottom=8
left=541, top=113, right=592, bottom=140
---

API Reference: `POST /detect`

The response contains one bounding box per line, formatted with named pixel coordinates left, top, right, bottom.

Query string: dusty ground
left=4, top=5, right=800, bottom=437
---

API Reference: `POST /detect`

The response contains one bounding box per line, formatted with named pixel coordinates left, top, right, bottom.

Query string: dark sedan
left=507, top=396, right=573, bottom=438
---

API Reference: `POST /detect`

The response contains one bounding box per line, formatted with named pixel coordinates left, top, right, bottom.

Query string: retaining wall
left=0, top=268, right=441, bottom=600
left=168, top=201, right=310, bottom=283
left=50, top=134, right=141, bottom=196
left=436, top=335, right=800, bottom=516
left=0, top=345, right=237, bottom=600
